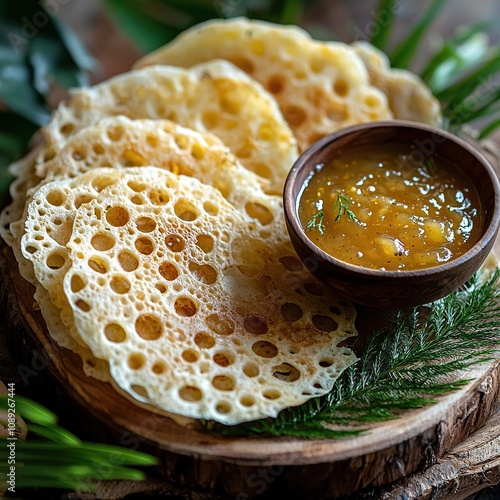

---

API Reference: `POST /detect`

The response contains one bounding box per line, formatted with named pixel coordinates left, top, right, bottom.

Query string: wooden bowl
left=284, top=120, right=500, bottom=309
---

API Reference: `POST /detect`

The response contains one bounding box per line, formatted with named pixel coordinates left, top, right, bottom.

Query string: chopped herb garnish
left=334, top=194, right=358, bottom=221
left=306, top=210, right=325, bottom=234
left=424, top=157, right=438, bottom=175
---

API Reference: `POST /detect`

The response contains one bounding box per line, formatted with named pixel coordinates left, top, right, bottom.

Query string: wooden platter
left=2, top=133, right=500, bottom=498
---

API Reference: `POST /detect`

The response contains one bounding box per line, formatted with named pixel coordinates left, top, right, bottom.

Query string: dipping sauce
left=299, top=144, right=484, bottom=271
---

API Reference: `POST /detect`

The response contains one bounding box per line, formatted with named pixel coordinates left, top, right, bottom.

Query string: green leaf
left=436, top=50, right=500, bottom=104
left=370, top=0, right=398, bottom=50
left=390, top=0, right=449, bottom=69
left=26, top=423, right=81, bottom=445
left=280, top=0, right=306, bottom=25
left=0, top=395, right=57, bottom=425
left=421, top=31, right=489, bottom=94
left=478, top=117, right=500, bottom=138
left=0, top=51, right=51, bottom=125
left=103, top=0, right=180, bottom=52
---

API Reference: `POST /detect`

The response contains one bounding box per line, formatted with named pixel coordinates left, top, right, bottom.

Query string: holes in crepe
left=245, top=202, right=273, bottom=225
left=272, top=363, right=300, bottom=382
left=205, top=314, right=234, bottom=336
left=105, top=206, right=130, bottom=227
left=165, top=234, right=185, bottom=252
left=195, top=234, right=214, bottom=254
left=75, top=299, right=90, bottom=312
left=46, top=252, right=66, bottom=270
left=262, top=389, right=281, bottom=400
left=252, top=341, right=278, bottom=358
left=110, top=275, right=131, bottom=294
left=74, top=194, right=93, bottom=209
left=266, top=74, right=285, bottom=94
left=93, top=143, right=105, bottom=155
left=135, top=236, right=154, bottom=255
left=240, top=395, right=255, bottom=407
left=146, top=135, right=159, bottom=148
left=182, top=349, right=199, bottom=363
left=229, top=55, right=254, bottom=73
left=151, top=361, right=166, bottom=374
left=88, top=256, right=108, bottom=274
left=319, top=358, right=334, bottom=368
left=174, top=297, right=197, bottom=317
left=243, top=362, right=259, bottom=378
left=212, top=375, right=234, bottom=391
left=213, top=352, right=234, bottom=367
left=104, top=323, right=126, bottom=343
left=121, top=149, right=147, bottom=167
left=131, top=385, right=149, bottom=399
left=191, top=143, right=206, bottom=160
left=91, top=233, right=115, bottom=251
left=280, top=302, right=303, bottom=322
left=118, top=250, right=139, bottom=272
left=215, top=401, right=232, bottom=414
left=128, top=181, right=146, bottom=193
left=194, top=332, right=215, bottom=349
left=201, top=111, right=220, bottom=129
left=312, top=315, right=338, bottom=333
left=148, top=188, right=170, bottom=206
left=135, top=314, right=163, bottom=340
left=203, top=201, right=218, bottom=216
left=179, top=386, right=202, bottom=402
left=364, top=93, right=382, bottom=108
left=159, top=261, right=179, bottom=281
left=92, top=175, right=115, bottom=193
left=333, top=79, right=349, bottom=97
left=46, top=190, right=65, bottom=206
left=220, top=96, right=241, bottom=115
left=257, top=124, right=275, bottom=142
left=304, top=282, right=324, bottom=296
left=243, top=316, right=268, bottom=335
left=71, top=148, right=86, bottom=161
left=248, top=162, right=272, bottom=180
left=70, top=274, right=86, bottom=293
left=189, top=262, right=217, bottom=285
left=127, top=352, right=146, bottom=370
left=279, top=255, right=302, bottom=271
left=283, top=105, right=307, bottom=127
left=107, top=126, right=124, bottom=141
left=60, top=123, right=74, bottom=136
left=174, top=199, right=198, bottom=221
left=136, top=216, right=156, bottom=232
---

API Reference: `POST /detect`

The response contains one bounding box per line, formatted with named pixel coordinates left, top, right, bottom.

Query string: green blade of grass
left=280, top=0, right=306, bottom=25
left=390, top=0, right=449, bottom=69
left=446, top=87, right=500, bottom=126
left=103, top=0, right=179, bottom=51
left=436, top=50, right=500, bottom=104
left=478, top=117, right=500, bottom=138
left=421, top=32, right=489, bottom=93
left=370, top=0, right=398, bottom=50
left=0, top=395, right=57, bottom=425
left=12, top=441, right=158, bottom=466
left=25, top=423, right=81, bottom=445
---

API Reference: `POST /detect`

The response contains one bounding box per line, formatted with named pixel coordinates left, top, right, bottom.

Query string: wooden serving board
left=2, top=133, right=500, bottom=499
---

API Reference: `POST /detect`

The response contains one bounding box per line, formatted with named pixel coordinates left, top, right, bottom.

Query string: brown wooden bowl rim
left=284, top=120, right=500, bottom=279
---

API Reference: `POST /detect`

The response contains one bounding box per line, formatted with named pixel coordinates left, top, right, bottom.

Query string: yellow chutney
left=298, top=144, right=484, bottom=271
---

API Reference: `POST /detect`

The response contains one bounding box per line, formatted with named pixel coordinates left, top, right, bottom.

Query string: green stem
left=390, top=0, right=449, bottom=69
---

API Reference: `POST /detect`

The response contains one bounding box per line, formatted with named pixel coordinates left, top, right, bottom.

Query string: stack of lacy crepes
left=0, top=19, right=441, bottom=426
